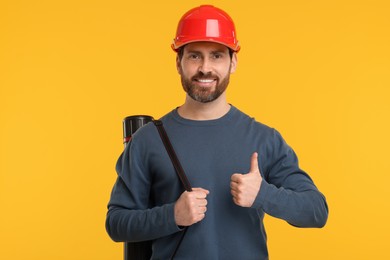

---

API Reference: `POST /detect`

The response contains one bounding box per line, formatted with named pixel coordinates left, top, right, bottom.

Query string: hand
left=174, top=187, right=209, bottom=226
left=230, top=152, right=262, bottom=207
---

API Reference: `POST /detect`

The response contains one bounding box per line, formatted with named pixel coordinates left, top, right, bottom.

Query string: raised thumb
left=249, top=152, right=259, bottom=174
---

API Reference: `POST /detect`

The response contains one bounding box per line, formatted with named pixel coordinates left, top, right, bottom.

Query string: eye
left=211, top=53, right=225, bottom=60
left=188, top=54, right=200, bottom=60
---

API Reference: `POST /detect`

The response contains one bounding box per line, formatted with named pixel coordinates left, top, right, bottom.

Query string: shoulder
left=232, top=106, right=276, bottom=136
left=130, top=110, right=177, bottom=146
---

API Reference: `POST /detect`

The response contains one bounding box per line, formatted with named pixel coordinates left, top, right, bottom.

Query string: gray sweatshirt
left=106, top=105, right=328, bottom=259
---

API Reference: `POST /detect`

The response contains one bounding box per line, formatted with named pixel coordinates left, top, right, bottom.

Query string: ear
left=176, top=55, right=182, bottom=74
left=230, top=52, right=238, bottom=74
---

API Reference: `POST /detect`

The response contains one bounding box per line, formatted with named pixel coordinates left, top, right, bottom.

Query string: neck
left=177, top=93, right=231, bottom=120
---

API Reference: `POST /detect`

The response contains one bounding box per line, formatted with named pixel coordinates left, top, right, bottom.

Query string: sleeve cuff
left=251, top=179, right=270, bottom=209
left=167, top=202, right=184, bottom=232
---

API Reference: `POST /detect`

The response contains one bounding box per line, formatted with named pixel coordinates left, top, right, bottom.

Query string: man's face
left=176, top=42, right=237, bottom=103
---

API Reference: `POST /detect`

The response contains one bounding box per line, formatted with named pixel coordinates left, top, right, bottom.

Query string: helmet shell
left=172, top=5, right=240, bottom=52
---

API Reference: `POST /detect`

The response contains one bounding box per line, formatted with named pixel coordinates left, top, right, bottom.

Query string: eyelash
left=188, top=54, right=223, bottom=60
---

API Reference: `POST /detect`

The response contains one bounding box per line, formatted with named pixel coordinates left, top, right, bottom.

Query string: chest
left=148, top=126, right=260, bottom=203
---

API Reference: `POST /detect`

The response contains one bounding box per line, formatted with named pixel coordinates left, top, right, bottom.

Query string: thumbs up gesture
left=230, top=152, right=263, bottom=207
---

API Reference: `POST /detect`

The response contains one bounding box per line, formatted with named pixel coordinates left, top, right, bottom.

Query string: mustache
left=191, top=71, right=218, bottom=80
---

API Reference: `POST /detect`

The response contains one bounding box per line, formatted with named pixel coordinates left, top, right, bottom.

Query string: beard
left=180, top=71, right=230, bottom=103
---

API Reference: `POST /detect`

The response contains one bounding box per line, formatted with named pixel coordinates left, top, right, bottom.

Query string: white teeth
left=197, top=79, right=214, bottom=83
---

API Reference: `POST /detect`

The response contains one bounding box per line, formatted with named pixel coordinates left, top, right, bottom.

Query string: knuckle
left=234, top=185, right=243, bottom=194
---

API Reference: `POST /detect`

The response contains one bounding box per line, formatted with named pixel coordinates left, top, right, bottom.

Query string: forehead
left=183, top=42, right=230, bottom=53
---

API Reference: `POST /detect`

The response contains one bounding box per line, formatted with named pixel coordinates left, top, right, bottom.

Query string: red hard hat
left=172, top=5, right=240, bottom=52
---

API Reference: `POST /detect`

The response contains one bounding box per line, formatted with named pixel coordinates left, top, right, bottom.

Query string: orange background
left=1, top=0, right=389, bottom=259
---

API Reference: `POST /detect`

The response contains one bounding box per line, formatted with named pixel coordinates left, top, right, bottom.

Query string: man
left=106, top=5, right=328, bottom=259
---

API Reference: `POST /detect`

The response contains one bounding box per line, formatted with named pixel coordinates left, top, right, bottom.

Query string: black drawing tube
left=122, top=115, right=153, bottom=260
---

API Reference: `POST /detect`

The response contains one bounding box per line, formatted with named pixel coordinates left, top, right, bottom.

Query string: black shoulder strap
left=153, top=120, right=192, bottom=192
left=153, top=119, right=191, bottom=259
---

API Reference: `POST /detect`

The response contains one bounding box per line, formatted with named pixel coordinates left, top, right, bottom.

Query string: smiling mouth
left=196, top=79, right=215, bottom=83
left=193, top=78, right=216, bottom=87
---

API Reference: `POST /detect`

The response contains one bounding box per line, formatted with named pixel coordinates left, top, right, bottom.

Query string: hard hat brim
left=171, top=39, right=240, bottom=53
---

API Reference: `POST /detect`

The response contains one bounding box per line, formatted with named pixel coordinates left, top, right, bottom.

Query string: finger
left=231, top=173, right=242, bottom=183
left=249, top=152, right=259, bottom=173
left=192, top=187, right=210, bottom=195
left=198, top=199, right=208, bottom=206
left=190, top=188, right=210, bottom=200
left=230, top=181, right=242, bottom=192
left=198, top=206, right=207, bottom=213
left=232, top=196, right=240, bottom=206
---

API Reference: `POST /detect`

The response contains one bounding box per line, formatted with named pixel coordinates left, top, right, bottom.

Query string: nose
left=198, top=58, right=212, bottom=74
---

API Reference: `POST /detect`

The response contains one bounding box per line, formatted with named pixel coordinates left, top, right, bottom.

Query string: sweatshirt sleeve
left=252, top=130, right=328, bottom=228
left=105, top=140, right=180, bottom=242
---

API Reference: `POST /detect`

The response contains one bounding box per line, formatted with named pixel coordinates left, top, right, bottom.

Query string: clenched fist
left=230, top=152, right=262, bottom=207
left=174, top=187, right=209, bottom=226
